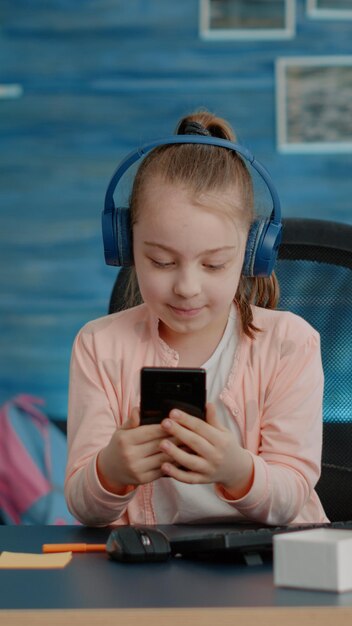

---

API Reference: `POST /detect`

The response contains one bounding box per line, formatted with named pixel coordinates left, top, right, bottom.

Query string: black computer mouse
left=106, top=525, right=171, bottom=563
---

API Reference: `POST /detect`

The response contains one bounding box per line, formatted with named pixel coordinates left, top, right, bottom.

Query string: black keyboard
left=170, top=520, right=352, bottom=561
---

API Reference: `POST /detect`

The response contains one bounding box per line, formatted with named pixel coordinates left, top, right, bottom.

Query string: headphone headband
left=102, top=134, right=282, bottom=275
left=104, top=135, right=281, bottom=226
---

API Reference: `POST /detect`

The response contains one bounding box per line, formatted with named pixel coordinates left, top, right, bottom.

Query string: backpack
left=0, top=394, right=79, bottom=525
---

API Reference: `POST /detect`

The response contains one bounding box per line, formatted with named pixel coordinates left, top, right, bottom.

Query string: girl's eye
left=150, top=259, right=174, bottom=268
left=204, top=263, right=226, bottom=271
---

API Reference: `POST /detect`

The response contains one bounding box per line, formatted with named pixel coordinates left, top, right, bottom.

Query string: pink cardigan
left=65, top=303, right=328, bottom=527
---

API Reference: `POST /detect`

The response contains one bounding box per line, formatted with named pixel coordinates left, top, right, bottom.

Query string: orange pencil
left=42, top=543, right=106, bottom=553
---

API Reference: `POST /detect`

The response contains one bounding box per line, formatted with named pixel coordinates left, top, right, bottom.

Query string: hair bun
left=176, top=120, right=211, bottom=136
left=176, top=112, right=235, bottom=141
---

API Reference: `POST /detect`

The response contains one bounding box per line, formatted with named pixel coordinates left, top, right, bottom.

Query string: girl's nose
left=173, top=268, right=201, bottom=299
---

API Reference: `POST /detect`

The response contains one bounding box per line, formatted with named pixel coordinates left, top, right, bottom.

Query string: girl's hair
left=122, top=110, right=279, bottom=338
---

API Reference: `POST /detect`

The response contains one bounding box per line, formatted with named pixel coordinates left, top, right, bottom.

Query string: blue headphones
left=102, top=135, right=282, bottom=276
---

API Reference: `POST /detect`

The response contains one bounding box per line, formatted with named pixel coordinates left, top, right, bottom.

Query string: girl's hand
left=97, top=407, right=172, bottom=495
left=159, top=403, right=254, bottom=499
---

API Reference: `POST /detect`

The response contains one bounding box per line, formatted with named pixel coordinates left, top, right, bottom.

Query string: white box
left=274, top=528, right=352, bottom=592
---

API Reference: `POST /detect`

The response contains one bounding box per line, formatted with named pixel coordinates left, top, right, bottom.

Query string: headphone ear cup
left=243, top=218, right=282, bottom=277
left=102, top=206, right=132, bottom=266
left=114, top=206, right=133, bottom=267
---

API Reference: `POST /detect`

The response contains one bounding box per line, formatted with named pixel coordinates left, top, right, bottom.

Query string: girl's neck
left=159, top=309, right=231, bottom=368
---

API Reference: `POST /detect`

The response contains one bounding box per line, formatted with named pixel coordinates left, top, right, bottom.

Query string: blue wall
left=1, top=0, right=351, bottom=418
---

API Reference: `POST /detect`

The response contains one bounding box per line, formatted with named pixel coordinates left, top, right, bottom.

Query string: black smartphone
left=140, top=367, right=206, bottom=425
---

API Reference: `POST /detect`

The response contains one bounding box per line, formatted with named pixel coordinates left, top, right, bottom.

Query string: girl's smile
left=168, top=304, right=205, bottom=318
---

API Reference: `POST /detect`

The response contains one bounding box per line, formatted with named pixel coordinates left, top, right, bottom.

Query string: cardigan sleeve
left=217, top=316, right=326, bottom=525
left=64, top=325, right=137, bottom=526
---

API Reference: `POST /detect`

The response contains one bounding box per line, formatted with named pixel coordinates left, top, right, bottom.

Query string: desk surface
left=1, top=525, right=352, bottom=626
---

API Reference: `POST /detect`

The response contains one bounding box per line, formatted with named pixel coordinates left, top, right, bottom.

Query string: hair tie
left=177, top=120, right=211, bottom=136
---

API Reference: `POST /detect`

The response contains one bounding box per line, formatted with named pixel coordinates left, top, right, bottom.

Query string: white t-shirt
left=153, top=304, right=244, bottom=524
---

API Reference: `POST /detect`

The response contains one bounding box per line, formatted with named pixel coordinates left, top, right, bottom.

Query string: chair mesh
left=276, top=242, right=352, bottom=520
left=277, top=256, right=351, bottom=425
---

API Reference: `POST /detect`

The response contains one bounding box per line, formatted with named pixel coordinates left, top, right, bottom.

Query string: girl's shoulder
left=78, top=303, right=150, bottom=339
left=250, top=305, right=320, bottom=344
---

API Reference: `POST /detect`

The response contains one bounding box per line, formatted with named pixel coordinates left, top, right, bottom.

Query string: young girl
left=65, top=111, right=328, bottom=527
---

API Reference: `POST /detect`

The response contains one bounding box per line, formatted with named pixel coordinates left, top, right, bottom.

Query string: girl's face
left=133, top=177, right=247, bottom=350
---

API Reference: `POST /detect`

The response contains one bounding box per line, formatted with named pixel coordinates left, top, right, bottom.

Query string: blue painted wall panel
left=0, top=0, right=351, bottom=417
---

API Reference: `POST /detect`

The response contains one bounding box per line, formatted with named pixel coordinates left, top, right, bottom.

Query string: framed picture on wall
left=276, top=56, right=352, bottom=153
left=307, top=0, right=352, bottom=19
left=199, top=0, right=296, bottom=40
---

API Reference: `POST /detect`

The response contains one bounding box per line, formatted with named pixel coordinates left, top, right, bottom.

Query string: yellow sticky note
left=0, top=551, right=72, bottom=569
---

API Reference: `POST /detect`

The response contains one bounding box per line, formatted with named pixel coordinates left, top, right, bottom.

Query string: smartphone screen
left=140, top=367, right=206, bottom=425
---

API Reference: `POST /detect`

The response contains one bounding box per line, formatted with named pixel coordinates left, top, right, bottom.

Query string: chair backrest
left=276, top=218, right=352, bottom=521
left=109, top=218, right=352, bottom=522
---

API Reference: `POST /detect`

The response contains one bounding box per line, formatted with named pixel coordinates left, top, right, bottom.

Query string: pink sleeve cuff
left=86, top=454, right=137, bottom=507
left=215, top=452, right=269, bottom=513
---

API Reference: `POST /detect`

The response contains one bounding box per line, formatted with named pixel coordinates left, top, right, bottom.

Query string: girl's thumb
left=122, top=406, right=140, bottom=430
left=205, top=402, right=220, bottom=427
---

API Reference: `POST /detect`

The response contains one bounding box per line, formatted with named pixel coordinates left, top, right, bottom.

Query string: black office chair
left=276, top=218, right=352, bottom=522
left=109, top=218, right=352, bottom=522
